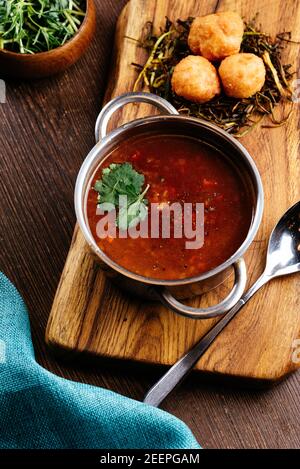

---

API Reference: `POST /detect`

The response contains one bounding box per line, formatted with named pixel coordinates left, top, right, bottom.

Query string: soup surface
left=87, top=134, right=253, bottom=280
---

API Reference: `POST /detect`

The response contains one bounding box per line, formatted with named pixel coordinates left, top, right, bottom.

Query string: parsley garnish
left=94, top=163, right=150, bottom=230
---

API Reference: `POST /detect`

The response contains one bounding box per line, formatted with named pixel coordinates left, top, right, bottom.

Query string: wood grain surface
left=46, top=0, right=300, bottom=383
left=1, top=0, right=300, bottom=449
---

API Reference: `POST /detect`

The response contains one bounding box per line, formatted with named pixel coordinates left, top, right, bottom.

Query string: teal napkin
left=0, top=273, right=200, bottom=449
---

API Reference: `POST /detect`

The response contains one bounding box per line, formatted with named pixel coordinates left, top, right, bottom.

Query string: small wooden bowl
left=0, top=0, right=96, bottom=79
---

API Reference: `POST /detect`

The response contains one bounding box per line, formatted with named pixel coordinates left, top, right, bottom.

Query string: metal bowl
left=75, top=92, right=264, bottom=319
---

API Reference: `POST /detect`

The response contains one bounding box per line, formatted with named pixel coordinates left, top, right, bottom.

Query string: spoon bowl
left=265, top=201, right=300, bottom=278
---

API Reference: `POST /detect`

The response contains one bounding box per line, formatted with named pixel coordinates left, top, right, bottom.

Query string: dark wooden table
left=0, top=0, right=299, bottom=449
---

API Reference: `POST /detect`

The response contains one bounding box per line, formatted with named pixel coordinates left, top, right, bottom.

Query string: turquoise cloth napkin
left=0, top=273, right=200, bottom=449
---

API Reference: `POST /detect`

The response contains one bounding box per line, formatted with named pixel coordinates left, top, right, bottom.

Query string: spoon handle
left=143, top=274, right=270, bottom=407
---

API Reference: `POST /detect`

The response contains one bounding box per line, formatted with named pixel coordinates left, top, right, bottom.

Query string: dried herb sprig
left=132, top=17, right=296, bottom=137
left=0, top=0, right=86, bottom=54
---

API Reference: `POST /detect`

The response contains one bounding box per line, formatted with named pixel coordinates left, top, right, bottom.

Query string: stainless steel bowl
left=75, top=92, right=264, bottom=319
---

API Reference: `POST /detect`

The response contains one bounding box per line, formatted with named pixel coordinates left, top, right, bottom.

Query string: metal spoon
left=144, top=201, right=300, bottom=407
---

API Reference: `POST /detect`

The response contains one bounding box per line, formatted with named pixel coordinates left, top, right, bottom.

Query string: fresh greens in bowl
left=0, top=0, right=86, bottom=54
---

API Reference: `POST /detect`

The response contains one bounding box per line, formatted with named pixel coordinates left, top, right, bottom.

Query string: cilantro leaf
left=117, top=187, right=149, bottom=230
left=94, top=163, right=150, bottom=229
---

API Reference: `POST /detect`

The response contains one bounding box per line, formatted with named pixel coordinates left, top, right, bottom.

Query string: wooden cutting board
left=46, top=0, right=300, bottom=384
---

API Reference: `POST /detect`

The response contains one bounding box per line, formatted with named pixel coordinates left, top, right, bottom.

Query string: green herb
left=0, top=0, right=86, bottom=54
left=117, top=185, right=149, bottom=230
left=132, top=17, right=297, bottom=137
left=94, top=163, right=150, bottom=230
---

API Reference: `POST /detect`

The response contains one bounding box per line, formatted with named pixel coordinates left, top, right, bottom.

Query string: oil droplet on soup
left=87, top=134, right=253, bottom=280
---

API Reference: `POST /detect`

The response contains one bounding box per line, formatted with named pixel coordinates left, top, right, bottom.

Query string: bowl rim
left=0, top=0, right=93, bottom=58
left=75, top=114, right=264, bottom=286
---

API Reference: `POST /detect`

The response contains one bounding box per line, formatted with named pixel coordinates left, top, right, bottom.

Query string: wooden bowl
left=0, top=0, right=96, bottom=79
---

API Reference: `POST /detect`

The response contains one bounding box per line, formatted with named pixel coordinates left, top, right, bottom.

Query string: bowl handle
left=95, top=92, right=179, bottom=142
left=157, top=258, right=247, bottom=319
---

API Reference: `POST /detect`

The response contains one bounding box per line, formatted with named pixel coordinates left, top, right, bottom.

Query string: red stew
left=87, top=134, right=253, bottom=280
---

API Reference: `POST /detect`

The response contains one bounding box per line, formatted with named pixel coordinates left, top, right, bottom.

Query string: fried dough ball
left=188, top=11, right=244, bottom=61
left=171, top=55, right=221, bottom=103
left=219, top=53, right=266, bottom=98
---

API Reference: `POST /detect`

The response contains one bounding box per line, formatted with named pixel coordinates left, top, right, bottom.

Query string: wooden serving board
left=46, top=0, right=300, bottom=383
